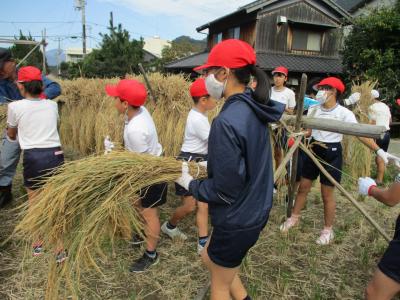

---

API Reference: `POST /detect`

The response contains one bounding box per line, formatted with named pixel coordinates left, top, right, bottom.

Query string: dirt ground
left=0, top=158, right=399, bottom=299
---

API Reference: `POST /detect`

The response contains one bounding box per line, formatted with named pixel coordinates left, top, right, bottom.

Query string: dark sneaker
left=129, top=252, right=159, bottom=273
left=129, top=234, right=144, bottom=246
left=33, top=245, right=43, bottom=257
left=56, top=250, right=68, bottom=264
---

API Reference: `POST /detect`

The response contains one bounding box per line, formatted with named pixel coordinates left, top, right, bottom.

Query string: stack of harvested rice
left=59, top=73, right=201, bottom=157
left=342, top=81, right=376, bottom=178
left=12, top=151, right=206, bottom=299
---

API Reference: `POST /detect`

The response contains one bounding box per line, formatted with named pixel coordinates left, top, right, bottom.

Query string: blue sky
left=0, top=0, right=250, bottom=51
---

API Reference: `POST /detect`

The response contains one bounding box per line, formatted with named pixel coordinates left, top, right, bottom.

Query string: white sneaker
left=316, top=229, right=334, bottom=245
left=161, top=221, right=187, bottom=240
left=279, top=215, right=300, bottom=233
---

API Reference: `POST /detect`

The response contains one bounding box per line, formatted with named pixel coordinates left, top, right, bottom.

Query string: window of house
left=227, top=27, right=240, bottom=39
left=214, top=32, right=223, bottom=44
left=292, top=28, right=322, bottom=52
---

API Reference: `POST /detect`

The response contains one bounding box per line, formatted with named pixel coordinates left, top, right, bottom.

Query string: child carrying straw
left=6, top=66, right=65, bottom=261
left=105, top=79, right=167, bottom=273
left=176, top=39, right=285, bottom=300
left=161, top=78, right=215, bottom=254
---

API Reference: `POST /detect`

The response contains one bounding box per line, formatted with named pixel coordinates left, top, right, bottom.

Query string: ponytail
left=250, top=65, right=270, bottom=105
left=232, top=65, right=270, bottom=105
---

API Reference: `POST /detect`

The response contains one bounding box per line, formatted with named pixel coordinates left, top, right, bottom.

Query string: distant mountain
left=46, top=49, right=65, bottom=66
left=173, top=36, right=207, bottom=51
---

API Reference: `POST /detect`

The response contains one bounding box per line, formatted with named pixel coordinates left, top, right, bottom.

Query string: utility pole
left=57, top=37, right=61, bottom=76
left=81, top=0, right=86, bottom=56
left=41, top=28, right=47, bottom=74
left=75, top=0, right=87, bottom=57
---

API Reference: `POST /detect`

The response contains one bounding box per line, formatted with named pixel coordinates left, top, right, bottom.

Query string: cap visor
left=105, top=85, right=119, bottom=97
left=193, top=63, right=212, bottom=72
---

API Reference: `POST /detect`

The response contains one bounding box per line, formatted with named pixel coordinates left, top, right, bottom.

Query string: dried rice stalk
left=12, top=151, right=206, bottom=299
left=343, top=81, right=376, bottom=178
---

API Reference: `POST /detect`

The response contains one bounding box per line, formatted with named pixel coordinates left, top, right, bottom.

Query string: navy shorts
left=207, top=221, right=267, bottom=268
left=301, top=140, right=342, bottom=187
left=378, top=215, right=400, bottom=283
left=376, top=131, right=390, bottom=152
left=140, top=182, right=168, bottom=208
left=174, top=151, right=207, bottom=197
left=23, top=147, right=64, bottom=189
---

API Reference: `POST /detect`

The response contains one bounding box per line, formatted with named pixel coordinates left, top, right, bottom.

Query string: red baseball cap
left=105, top=79, right=147, bottom=106
left=190, top=78, right=208, bottom=98
left=396, top=99, right=400, bottom=106
left=317, top=77, right=345, bottom=94
left=194, top=39, right=256, bottom=71
left=272, top=66, right=288, bottom=77
left=17, top=66, right=42, bottom=82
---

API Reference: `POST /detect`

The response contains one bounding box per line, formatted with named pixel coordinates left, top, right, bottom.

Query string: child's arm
left=359, top=177, right=400, bottom=207
left=6, top=103, right=18, bottom=140
left=369, top=183, right=400, bottom=207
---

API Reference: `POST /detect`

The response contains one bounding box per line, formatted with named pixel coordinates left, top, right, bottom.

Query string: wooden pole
left=138, top=63, right=157, bottom=104
left=282, top=115, right=386, bottom=139
left=287, top=73, right=307, bottom=217
left=299, top=142, right=391, bottom=242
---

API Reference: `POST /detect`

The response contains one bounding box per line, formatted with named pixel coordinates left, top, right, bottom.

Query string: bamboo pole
left=287, top=74, right=307, bottom=217
left=299, top=142, right=391, bottom=242
left=138, top=63, right=158, bottom=104
left=282, top=115, right=386, bottom=139
left=274, top=136, right=302, bottom=183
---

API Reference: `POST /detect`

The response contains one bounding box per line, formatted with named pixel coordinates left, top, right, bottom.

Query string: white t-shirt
left=124, top=106, right=162, bottom=156
left=270, top=87, right=296, bottom=108
left=181, top=109, right=210, bottom=155
left=369, top=102, right=391, bottom=130
left=307, top=104, right=357, bottom=143
left=7, top=99, right=61, bottom=150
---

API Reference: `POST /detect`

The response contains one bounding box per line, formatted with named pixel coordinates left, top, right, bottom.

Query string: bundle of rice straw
left=12, top=151, right=206, bottom=299
left=342, top=81, right=376, bottom=178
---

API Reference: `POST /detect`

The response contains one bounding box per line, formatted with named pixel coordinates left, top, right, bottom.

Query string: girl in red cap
left=6, top=66, right=65, bottom=260
left=176, top=39, right=284, bottom=300
left=162, top=78, right=216, bottom=254
left=270, top=66, right=296, bottom=180
left=280, top=77, right=394, bottom=245
left=105, top=79, right=167, bottom=273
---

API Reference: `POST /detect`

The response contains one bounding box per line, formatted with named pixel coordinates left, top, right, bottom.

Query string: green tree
left=161, top=36, right=206, bottom=65
left=342, top=1, right=400, bottom=105
left=10, top=31, right=47, bottom=71
left=80, top=18, right=144, bottom=78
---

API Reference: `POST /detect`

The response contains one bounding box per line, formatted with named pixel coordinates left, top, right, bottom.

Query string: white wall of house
left=65, top=48, right=93, bottom=63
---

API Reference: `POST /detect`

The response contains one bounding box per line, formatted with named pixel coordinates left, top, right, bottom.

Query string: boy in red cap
left=270, top=66, right=296, bottom=176
left=280, top=77, right=396, bottom=245
left=161, top=78, right=216, bottom=255
left=176, top=39, right=284, bottom=300
left=105, top=79, right=167, bottom=273
left=6, top=66, right=64, bottom=260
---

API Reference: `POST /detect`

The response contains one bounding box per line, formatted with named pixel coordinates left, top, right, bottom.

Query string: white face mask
left=205, top=69, right=228, bottom=100
left=316, top=90, right=328, bottom=104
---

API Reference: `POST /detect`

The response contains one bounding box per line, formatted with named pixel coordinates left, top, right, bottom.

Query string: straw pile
left=343, top=81, right=376, bottom=178
left=59, top=73, right=214, bottom=157
left=12, top=151, right=206, bottom=299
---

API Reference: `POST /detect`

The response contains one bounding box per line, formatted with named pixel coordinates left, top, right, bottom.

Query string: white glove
left=104, top=136, right=115, bottom=154
left=175, top=162, right=193, bottom=190
left=358, top=177, right=377, bottom=196
left=344, top=92, right=361, bottom=106
left=376, top=149, right=389, bottom=164
left=387, top=153, right=400, bottom=168
left=198, top=161, right=208, bottom=170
